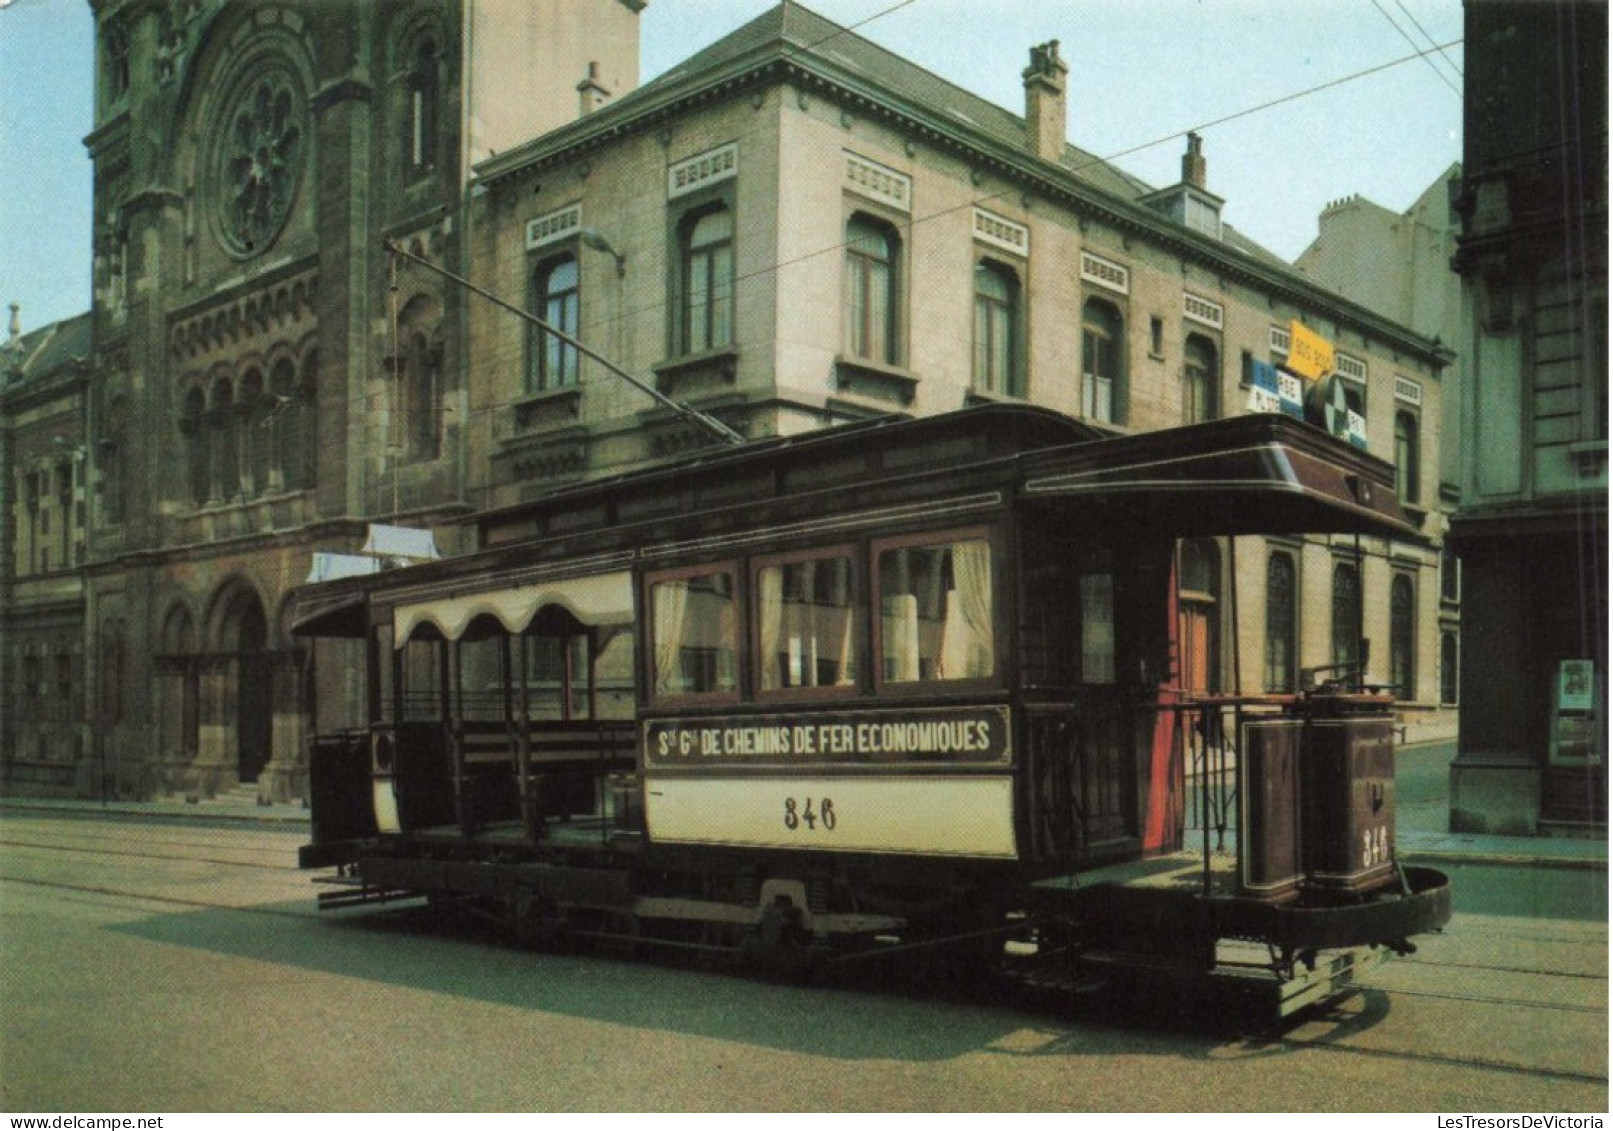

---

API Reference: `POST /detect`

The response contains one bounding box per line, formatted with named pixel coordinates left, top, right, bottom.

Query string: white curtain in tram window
left=758, top=566, right=785, bottom=691
left=652, top=579, right=690, bottom=695
left=883, top=593, right=920, bottom=682
left=943, top=540, right=994, bottom=678
left=828, top=595, right=855, bottom=686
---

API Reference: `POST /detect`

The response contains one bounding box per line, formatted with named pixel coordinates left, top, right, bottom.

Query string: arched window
left=529, top=254, right=580, bottom=393
left=406, top=36, right=439, bottom=176
left=1331, top=562, right=1362, bottom=675
left=1082, top=297, right=1124, bottom=424
left=1184, top=334, right=1219, bottom=423
left=973, top=261, right=1020, bottom=396
left=211, top=379, right=239, bottom=501
left=396, top=296, right=443, bottom=463
left=1265, top=552, right=1297, bottom=693
left=1391, top=574, right=1416, bottom=700
left=681, top=206, right=733, bottom=353
left=100, top=396, right=127, bottom=526
left=240, top=367, right=270, bottom=497
left=291, top=351, right=317, bottom=490
left=404, top=330, right=442, bottom=461
left=845, top=215, right=899, bottom=364
left=182, top=388, right=207, bottom=506
left=1395, top=410, right=1421, bottom=504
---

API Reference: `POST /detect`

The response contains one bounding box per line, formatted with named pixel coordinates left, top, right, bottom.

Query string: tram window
left=458, top=630, right=506, bottom=722
left=755, top=554, right=858, bottom=694
left=875, top=534, right=994, bottom=686
left=521, top=632, right=591, bottom=721
left=594, top=628, right=636, bottom=719
left=650, top=567, right=738, bottom=698
left=400, top=636, right=444, bottom=720
left=1080, top=570, right=1116, bottom=685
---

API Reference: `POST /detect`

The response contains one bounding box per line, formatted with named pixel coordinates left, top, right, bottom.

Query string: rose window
left=216, top=77, right=304, bottom=256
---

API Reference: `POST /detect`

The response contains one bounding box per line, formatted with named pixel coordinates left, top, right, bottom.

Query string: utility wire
left=1394, top=0, right=1465, bottom=81
left=563, top=33, right=1470, bottom=340
left=1372, top=0, right=1462, bottom=97
left=382, top=22, right=1465, bottom=434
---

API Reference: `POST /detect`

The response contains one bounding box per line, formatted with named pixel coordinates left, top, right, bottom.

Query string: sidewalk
left=1393, top=741, right=1606, bottom=870
left=0, top=790, right=311, bottom=828
left=1, top=743, right=1605, bottom=869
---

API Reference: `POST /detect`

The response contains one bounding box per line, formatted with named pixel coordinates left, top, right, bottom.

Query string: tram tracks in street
left=2, top=810, right=1604, bottom=1094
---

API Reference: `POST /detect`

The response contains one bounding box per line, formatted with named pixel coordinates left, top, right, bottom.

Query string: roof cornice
left=475, top=30, right=1449, bottom=368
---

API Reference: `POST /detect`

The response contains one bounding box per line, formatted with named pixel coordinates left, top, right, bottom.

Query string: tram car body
left=294, top=404, right=1449, bottom=1017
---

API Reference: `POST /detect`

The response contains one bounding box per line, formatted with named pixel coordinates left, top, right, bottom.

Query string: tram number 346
left=784, top=797, right=837, bottom=832
left=1361, top=824, right=1390, bottom=868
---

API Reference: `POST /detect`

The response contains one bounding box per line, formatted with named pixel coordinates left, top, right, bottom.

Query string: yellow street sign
left=1287, top=320, right=1335, bottom=382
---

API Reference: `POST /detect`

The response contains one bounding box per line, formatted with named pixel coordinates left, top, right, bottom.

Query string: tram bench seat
left=454, top=721, right=635, bottom=824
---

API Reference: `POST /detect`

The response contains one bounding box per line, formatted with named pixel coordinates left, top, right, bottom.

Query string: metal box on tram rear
left=1239, top=718, right=1303, bottom=902
left=1299, top=696, right=1397, bottom=892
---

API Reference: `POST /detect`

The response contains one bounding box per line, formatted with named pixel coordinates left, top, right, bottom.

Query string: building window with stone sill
left=677, top=204, right=734, bottom=357
left=652, top=344, right=739, bottom=401
left=405, top=36, right=440, bottom=179
left=1083, top=296, right=1126, bottom=425
left=833, top=354, right=917, bottom=407
left=511, top=386, right=583, bottom=433
left=973, top=260, right=1022, bottom=398
left=844, top=214, right=901, bottom=367
left=528, top=253, right=580, bottom=396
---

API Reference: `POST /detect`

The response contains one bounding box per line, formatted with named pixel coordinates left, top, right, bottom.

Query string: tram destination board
left=644, top=705, right=1012, bottom=768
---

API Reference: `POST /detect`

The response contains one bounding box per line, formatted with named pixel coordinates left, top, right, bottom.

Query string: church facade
left=72, top=0, right=642, bottom=800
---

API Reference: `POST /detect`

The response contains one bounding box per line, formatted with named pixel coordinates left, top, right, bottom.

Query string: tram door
left=1072, top=549, right=1132, bottom=849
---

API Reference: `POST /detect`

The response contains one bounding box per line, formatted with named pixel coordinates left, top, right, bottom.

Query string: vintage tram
left=293, top=403, right=1449, bottom=1018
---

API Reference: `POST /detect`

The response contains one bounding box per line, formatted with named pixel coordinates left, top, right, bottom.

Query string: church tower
left=82, top=0, right=642, bottom=801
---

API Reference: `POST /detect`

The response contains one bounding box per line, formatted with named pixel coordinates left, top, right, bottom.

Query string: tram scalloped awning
left=1020, top=414, right=1424, bottom=540
left=393, top=569, right=635, bottom=646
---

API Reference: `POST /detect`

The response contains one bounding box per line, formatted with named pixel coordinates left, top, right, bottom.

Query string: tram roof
left=290, top=404, right=1419, bottom=637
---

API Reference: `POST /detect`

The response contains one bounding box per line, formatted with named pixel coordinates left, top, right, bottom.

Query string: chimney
left=577, top=61, right=611, bottom=117
left=1022, top=41, right=1068, bottom=163
left=1182, top=132, right=1207, bottom=190
left=8, top=303, right=19, bottom=348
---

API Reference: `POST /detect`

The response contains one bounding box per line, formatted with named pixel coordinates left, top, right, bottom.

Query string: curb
left=1399, top=848, right=1608, bottom=871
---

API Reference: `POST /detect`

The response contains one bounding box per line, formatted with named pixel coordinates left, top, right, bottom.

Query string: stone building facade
left=0, top=310, right=94, bottom=796
left=463, top=6, right=1451, bottom=732
left=5, top=2, right=1453, bottom=801
left=1295, top=168, right=1468, bottom=736
left=1448, top=0, right=1607, bottom=834
left=65, top=0, right=642, bottom=801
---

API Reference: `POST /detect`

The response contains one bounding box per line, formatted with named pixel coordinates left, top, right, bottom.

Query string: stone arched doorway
left=219, top=587, right=273, bottom=784
left=195, top=580, right=276, bottom=793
